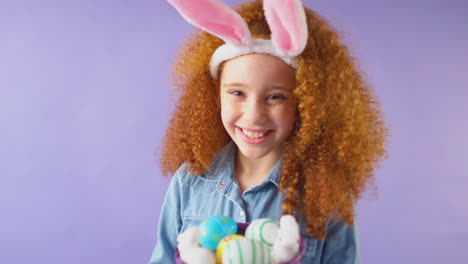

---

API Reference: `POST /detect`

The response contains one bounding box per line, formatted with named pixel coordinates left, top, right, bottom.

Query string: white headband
left=168, top=0, right=308, bottom=80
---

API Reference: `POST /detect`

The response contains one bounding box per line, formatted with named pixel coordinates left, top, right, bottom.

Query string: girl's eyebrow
left=222, top=82, right=246, bottom=88
left=269, top=84, right=294, bottom=91
left=222, top=82, right=292, bottom=91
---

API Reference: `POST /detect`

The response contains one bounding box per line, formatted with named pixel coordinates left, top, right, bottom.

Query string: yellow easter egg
left=216, top=234, right=243, bottom=263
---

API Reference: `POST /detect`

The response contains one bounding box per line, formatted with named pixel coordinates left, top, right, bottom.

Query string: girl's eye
left=267, top=94, right=286, bottom=100
left=230, top=91, right=244, bottom=96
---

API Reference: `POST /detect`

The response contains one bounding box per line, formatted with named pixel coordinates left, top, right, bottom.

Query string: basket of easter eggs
left=174, top=215, right=306, bottom=264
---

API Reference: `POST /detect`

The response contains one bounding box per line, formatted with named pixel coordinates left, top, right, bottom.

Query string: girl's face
left=219, top=53, right=297, bottom=161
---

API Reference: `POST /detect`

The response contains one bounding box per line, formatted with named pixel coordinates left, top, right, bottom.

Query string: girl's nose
left=243, top=98, right=267, bottom=124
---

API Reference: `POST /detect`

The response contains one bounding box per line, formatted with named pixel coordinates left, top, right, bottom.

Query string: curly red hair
left=158, top=0, right=389, bottom=239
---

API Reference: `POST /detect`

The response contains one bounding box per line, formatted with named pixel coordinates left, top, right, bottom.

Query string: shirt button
left=239, top=211, right=245, bottom=217
left=218, top=182, right=225, bottom=188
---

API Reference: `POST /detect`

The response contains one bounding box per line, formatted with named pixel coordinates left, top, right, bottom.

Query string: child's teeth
left=242, top=129, right=266, bottom=139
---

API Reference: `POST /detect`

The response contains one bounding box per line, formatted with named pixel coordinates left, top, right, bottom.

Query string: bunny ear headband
left=168, top=0, right=308, bottom=80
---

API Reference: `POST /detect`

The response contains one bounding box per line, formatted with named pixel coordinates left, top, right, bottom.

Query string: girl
left=150, top=0, right=388, bottom=263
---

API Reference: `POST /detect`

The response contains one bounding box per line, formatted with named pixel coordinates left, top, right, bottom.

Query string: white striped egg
left=221, top=237, right=272, bottom=264
left=245, top=218, right=279, bottom=247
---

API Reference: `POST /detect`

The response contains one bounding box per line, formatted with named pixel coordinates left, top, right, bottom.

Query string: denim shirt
left=149, top=141, right=360, bottom=264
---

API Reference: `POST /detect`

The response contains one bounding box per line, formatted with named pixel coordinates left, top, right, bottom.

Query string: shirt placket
left=216, top=172, right=248, bottom=223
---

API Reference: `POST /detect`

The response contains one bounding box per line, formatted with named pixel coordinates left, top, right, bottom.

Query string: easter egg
left=221, top=237, right=272, bottom=264
left=216, top=234, right=243, bottom=263
left=198, top=216, right=238, bottom=250
left=245, top=218, right=279, bottom=246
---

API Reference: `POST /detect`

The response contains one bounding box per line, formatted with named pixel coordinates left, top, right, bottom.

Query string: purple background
left=1, top=0, right=467, bottom=263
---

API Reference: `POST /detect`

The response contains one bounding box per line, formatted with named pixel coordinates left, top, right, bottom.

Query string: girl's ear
left=211, top=79, right=221, bottom=110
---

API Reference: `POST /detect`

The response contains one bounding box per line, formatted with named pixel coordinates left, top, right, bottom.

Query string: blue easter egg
left=213, top=216, right=238, bottom=235
left=198, top=216, right=238, bottom=250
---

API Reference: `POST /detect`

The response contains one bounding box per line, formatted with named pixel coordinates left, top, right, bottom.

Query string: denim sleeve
left=148, top=166, right=186, bottom=264
left=320, top=214, right=360, bottom=264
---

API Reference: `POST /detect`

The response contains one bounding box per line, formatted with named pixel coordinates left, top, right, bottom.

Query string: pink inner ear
left=269, top=9, right=292, bottom=51
left=264, top=0, right=307, bottom=55
left=203, top=21, right=243, bottom=45
left=168, top=0, right=251, bottom=47
left=282, top=0, right=303, bottom=52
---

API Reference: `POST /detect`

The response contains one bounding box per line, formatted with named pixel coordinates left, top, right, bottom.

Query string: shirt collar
left=207, top=141, right=283, bottom=192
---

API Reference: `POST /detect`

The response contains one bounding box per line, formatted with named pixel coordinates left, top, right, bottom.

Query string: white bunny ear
left=168, top=0, right=252, bottom=47
left=263, top=0, right=308, bottom=56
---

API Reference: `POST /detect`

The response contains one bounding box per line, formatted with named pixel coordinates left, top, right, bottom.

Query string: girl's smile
left=236, top=126, right=273, bottom=144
